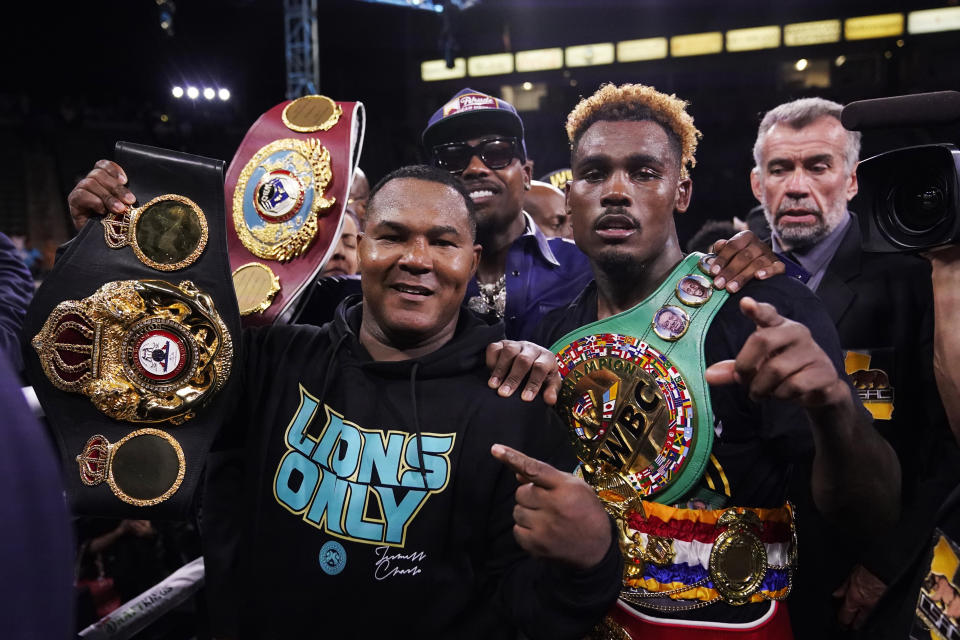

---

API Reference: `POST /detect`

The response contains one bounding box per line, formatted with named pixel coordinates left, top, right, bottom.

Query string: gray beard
left=776, top=218, right=829, bottom=251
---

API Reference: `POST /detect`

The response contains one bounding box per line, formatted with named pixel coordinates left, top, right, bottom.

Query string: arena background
left=3, top=0, right=959, bottom=273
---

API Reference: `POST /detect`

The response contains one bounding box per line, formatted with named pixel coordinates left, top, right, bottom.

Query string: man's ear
left=522, top=160, right=532, bottom=191
left=846, top=161, right=859, bottom=202
left=356, top=232, right=365, bottom=266
left=750, top=167, right=764, bottom=203
left=471, top=243, right=482, bottom=276
left=675, top=177, right=693, bottom=213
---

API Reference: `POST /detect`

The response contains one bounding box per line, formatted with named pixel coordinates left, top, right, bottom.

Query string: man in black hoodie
left=202, top=165, right=621, bottom=639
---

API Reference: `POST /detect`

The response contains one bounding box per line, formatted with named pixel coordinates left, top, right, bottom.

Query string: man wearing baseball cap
left=422, top=88, right=593, bottom=340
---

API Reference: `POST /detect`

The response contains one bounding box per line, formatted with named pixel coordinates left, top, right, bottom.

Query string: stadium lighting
left=172, top=86, right=184, bottom=98
left=218, top=88, right=230, bottom=101
left=795, top=58, right=809, bottom=71
left=203, top=87, right=215, bottom=100
left=186, top=86, right=199, bottom=99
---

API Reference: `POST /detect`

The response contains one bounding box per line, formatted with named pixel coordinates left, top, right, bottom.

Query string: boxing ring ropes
left=77, top=557, right=205, bottom=640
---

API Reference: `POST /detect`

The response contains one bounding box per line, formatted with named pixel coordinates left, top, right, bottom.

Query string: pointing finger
left=491, top=444, right=561, bottom=489
left=705, top=360, right=739, bottom=386
left=739, top=296, right=785, bottom=329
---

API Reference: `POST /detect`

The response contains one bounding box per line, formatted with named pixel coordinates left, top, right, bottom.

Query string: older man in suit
left=750, top=97, right=959, bottom=637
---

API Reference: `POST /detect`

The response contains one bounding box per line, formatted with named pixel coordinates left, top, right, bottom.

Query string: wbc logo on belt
left=555, top=333, right=695, bottom=501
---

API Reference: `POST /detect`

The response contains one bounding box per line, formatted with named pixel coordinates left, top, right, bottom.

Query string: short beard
left=776, top=217, right=829, bottom=251
left=594, top=249, right=649, bottom=290
left=763, top=197, right=847, bottom=252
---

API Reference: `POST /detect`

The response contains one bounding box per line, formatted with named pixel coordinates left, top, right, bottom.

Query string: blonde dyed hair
left=566, top=83, right=701, bottom=178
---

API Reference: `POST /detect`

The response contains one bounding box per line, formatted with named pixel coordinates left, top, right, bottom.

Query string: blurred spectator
left=319, top=209, right=360, bottom=278
left=685, top=219, right=737, bottom=254
left=347, top=166, right=370, bottom=222
left=524, top=180, right=571, bottom=239
left=0, top=346, right=74, bottom=638
left=860, top=245, right=960, bottom=638
left=8, top=234, right=43, bottom=278
left=0, top=231, right=35, bottom=372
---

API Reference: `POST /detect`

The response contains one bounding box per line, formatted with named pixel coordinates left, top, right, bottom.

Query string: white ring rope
left=78, top=556, right=205, bottom=640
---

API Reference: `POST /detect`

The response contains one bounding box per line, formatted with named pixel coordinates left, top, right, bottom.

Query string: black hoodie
left=202, top=297, right=621, bottom=639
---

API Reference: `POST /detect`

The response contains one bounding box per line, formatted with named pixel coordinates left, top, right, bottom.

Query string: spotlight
left=186, top=86, right=199, bottom=99
left=795, top=58, right=808, bottom=71
left=884, top=50, right=893, bottom=59
left=218, top=88, right=230, bottom=101
left=172, top=86, right=184, bottom=98
left=203, top=87, right=215, bottom=100
left=835, top=55, right=846, bottom=67
left=522, top=81, right=533, bottom=91
left=160, top=114, right=169, bottom=123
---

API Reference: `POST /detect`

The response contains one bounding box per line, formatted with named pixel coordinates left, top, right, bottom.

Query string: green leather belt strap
left=550, top=252, right=729, bottom=505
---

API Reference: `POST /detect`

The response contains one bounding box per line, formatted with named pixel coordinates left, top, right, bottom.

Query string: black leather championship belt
left=225, top=94, right=365, bottom=326
left=22, top=142, right=240, bottom=518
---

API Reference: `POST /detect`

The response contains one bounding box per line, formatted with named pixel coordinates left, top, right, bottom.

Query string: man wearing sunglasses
left=422, top=89, right=594, bottom=342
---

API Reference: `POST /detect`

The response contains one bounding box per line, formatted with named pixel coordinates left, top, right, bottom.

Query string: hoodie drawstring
left=409, top=362, right=429, bottom=490
left=319, top=332, right=349, bottom=407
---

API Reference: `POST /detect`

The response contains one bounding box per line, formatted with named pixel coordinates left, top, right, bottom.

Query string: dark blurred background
left=3, top=0, right=959, bottom=276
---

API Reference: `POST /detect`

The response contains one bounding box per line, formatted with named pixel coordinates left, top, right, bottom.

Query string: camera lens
left=891, top=179, right=949, bottom=234
left=861, top=143, right=960, bottom=252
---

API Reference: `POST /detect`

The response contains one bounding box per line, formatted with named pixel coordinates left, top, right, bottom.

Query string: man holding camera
left=750, top=97, right=959, bottom=636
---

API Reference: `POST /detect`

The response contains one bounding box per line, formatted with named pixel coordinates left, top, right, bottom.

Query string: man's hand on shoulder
left=67, top=160, right=136, bottom=231
left=491, top=444, right=611, bottom=570
left=485, top=340, right=561, bottom=405
left=704, top=296, right=848, bottom=409
left=707, top=230, right=784, bottom=293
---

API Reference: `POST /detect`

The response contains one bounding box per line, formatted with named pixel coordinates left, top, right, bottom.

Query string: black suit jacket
left=788, top=215, right=959, bottom=638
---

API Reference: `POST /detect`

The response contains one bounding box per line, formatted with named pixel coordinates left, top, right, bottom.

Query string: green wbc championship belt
left=550, top=253, right=728, bottom=506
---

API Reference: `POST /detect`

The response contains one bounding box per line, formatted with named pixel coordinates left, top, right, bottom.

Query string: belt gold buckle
left=709, top=509, right=769, bottom=605
left=32, top=279, right=233, bottom=424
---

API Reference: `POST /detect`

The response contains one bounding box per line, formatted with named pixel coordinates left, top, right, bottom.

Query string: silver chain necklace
left=467, top=275, right=506, bottom=318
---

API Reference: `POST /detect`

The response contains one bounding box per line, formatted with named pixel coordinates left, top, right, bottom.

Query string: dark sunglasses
left=431, top=137, right=523, bottom=174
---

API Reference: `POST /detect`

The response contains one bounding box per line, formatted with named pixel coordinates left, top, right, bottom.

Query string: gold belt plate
left=32, top=279, right=233, bottom=424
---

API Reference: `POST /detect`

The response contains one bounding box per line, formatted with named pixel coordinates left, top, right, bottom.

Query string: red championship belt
left=225, top=95, right=365, bottom=326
